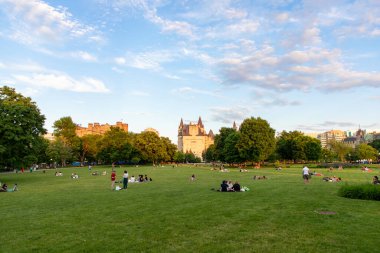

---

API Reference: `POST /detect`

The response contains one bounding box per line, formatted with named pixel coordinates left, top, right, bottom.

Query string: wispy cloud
left=210, top=106, right=251, bottom=124
left=13, top=73, right=109, bottom=93
left=0, top=0, right=101, bottom=46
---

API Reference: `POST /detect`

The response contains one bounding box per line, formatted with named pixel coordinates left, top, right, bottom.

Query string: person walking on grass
left=123, top=170, right=129, bottom=190
left=111, top=169, right=116, bottom=190
left=302, top=165, right=310, bottom=184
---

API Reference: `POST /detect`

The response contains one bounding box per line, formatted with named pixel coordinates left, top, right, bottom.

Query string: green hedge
left=338, top=184, right=380, bottom=201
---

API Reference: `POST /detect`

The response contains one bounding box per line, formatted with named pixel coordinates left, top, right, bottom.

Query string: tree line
left=1, top=86, right=379, bottom=170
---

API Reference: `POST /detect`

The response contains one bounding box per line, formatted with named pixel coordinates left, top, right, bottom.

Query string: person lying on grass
left=373, top=176, right=380, bottom=185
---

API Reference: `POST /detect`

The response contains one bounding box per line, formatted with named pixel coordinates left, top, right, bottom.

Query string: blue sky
left=1, top=0, right=380, bottom=142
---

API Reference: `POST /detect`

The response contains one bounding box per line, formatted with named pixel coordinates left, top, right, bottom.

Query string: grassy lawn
left=1, top=164, right=380, bottom=253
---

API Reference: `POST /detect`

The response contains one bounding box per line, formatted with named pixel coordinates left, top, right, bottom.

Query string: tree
left=0, top=86, right=46, bottom=170
left=355, top=143, right=378, bottom=161
left=160, top=137, right=177, bottom=162
left=134, top=131, right=166, bottom=164
left=46, top=137, right=72, bottom=167
left=173, top=151, right=186, bottom=163
left=369, top=140, right=380, bottom=152
left=53, top=116, right=80, bottom=161
left=203, top=144, right=216, bottom=162
left=223, top=131, right=242, bottom=163
left=237, top=117, right=276, bottom=163
left=97, top=127, right=131, bottom=164
left=304, top=138, right=322, bottom=161
left=79, top=134, right=102, bottom=164
left=329, top=141, right=353, bottom=162
left=214, top=127, right=237, bottom=162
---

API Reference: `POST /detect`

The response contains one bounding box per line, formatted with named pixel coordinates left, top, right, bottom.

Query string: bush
left=338, top=184, right=380, bottom=201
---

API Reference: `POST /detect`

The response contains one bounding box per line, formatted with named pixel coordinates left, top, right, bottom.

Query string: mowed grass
left=1, top=165, right=380, bottom=253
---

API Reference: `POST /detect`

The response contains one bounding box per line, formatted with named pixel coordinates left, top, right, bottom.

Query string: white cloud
left=13, top=73, right=109, bottom=93
left=210, top=106, right=251, bottom=123
left=114, top=57, right=126, bottom=65
left=70, top=51, right=97, bottom=62
left=0, top=0, right=100, bottom=46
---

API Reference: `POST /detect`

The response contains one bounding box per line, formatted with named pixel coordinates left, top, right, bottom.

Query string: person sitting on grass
left=0, top=183, right=7, bottom=192
left=227, top=180, right=234, bottom=191
left=129, top=175, right=136, bottom=183
left=220, top=180, right=228, bottom=192
left=190, top=174, right=196, bottom=181
left=373, top=176, right=380, bottom=185
left=232, top=181, right=241, bottom=192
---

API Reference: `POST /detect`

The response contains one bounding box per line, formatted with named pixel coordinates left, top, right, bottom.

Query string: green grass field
left=1, top=164, right=380, bottom=253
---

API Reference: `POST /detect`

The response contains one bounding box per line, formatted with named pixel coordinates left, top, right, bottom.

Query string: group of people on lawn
left=220, top=180, right=241, bottom=192
left=111, top=170, right=153, bottom=190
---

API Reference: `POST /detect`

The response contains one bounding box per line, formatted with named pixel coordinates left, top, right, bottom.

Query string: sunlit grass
left=1, top=164, right=380, bottom=252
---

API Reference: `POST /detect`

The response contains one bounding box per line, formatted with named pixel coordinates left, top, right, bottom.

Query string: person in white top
left=122, top=170, right=129, bottom=189
left=302, top=166, right=310, bottom=183
left=129, top=176, right=135, bottom=183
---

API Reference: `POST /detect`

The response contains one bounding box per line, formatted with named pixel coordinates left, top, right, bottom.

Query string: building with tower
left=178, top=117, right=214, bottom=159
left=75, top=121, right=128, bottom=137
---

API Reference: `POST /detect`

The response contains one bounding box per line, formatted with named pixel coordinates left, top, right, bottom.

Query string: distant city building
left=143, top=128, right=159, bottom=136
left=317, top=130, right=346, bottom=148
left=76, top=121, right=128, bottom=137
left=178, top=117, right=214, bottom=159
left=343, top=128, right=366, bottom=148
left=43, top=133, right=55, bottom=141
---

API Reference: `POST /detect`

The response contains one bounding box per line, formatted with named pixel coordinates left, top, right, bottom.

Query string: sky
left=1, top=0, right=380, bottom=143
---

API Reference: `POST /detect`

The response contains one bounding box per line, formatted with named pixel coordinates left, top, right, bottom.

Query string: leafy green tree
left=185, top=152, right=200, bottom=163
left=304, top=137, right=322, bottom=161
left=53, top=116, right=81, bottom=161
left=214, top=127, right=237, bottom=162
left=203, top=144, right=216, bottom=162
left=355, top=143, right=378, bottom=161
left=329, top=141, right=353, bottom=162
left=97, top=127, right=131, bottom=164
left=276, top=131, right=305, bottom=162
left=0, top=86, right=46, bottom=169
left=223, top=131, right=242, bottom=163
left=79, top=134, right=102, bottom=163
left=160, top=137, right=177, bottom=162
left=369, top=140, right=380, bottom=152
left=134, top=131, right=167, bottom=164
left=46, top=137, right=72, bottom=166
left=237, top=117, right=276, bottom=163
left=321, top=148, right=335, bottom=163
left=173, top=151, right=186, bottom=163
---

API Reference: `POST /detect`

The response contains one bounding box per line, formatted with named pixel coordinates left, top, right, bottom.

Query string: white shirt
left=123, top=173, right=129, bottom=179
left=302, top=166, right=309, bottom=175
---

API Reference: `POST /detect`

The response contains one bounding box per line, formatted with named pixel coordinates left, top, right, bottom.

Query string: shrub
left=338, top=184, right=380, bottom=201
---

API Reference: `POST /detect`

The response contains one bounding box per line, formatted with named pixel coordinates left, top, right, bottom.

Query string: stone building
left=317, top=130, right=346, bottom=148
left=76, top=121, right=128, bottom=137
left=177, top=117, right=214, bottom=159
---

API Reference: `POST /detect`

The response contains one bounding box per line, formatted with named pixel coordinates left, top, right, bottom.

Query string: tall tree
left=0, top=86, right=46, bottom=169
left=160, top=137, right=177, bottom=162
left=134, top=131, right=166, bottom=164
left=214, top=127, right=237, bottom=162
left=237, top=117, right=276, bottom=163
left=369, top=140, right=380, bottom=152
left=329, top=140, right=353, bottom=162
left=355, top=143, right=378, bottom=161
left=79, top=134, right=102, bottom=164
left=203, top=144, right=216, bottom=162
left=46, top=137, right=72, bottom=167
left=97, top=127, right=130, bottom=164
left=223, top=131, right=242, bottom=163
left=53, top=116, right=80, bottom=161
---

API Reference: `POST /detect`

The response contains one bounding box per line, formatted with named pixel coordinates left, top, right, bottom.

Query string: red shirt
left=111, top=172, right=116, bottom=181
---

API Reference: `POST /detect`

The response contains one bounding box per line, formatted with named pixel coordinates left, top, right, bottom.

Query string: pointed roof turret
left=197, top=116, right=204, bottom=128
left=233, top=121, right=237, bottom=130
left=179, top=118, right=184, bottom=128
left=208, top=129, right=214, bottom=138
